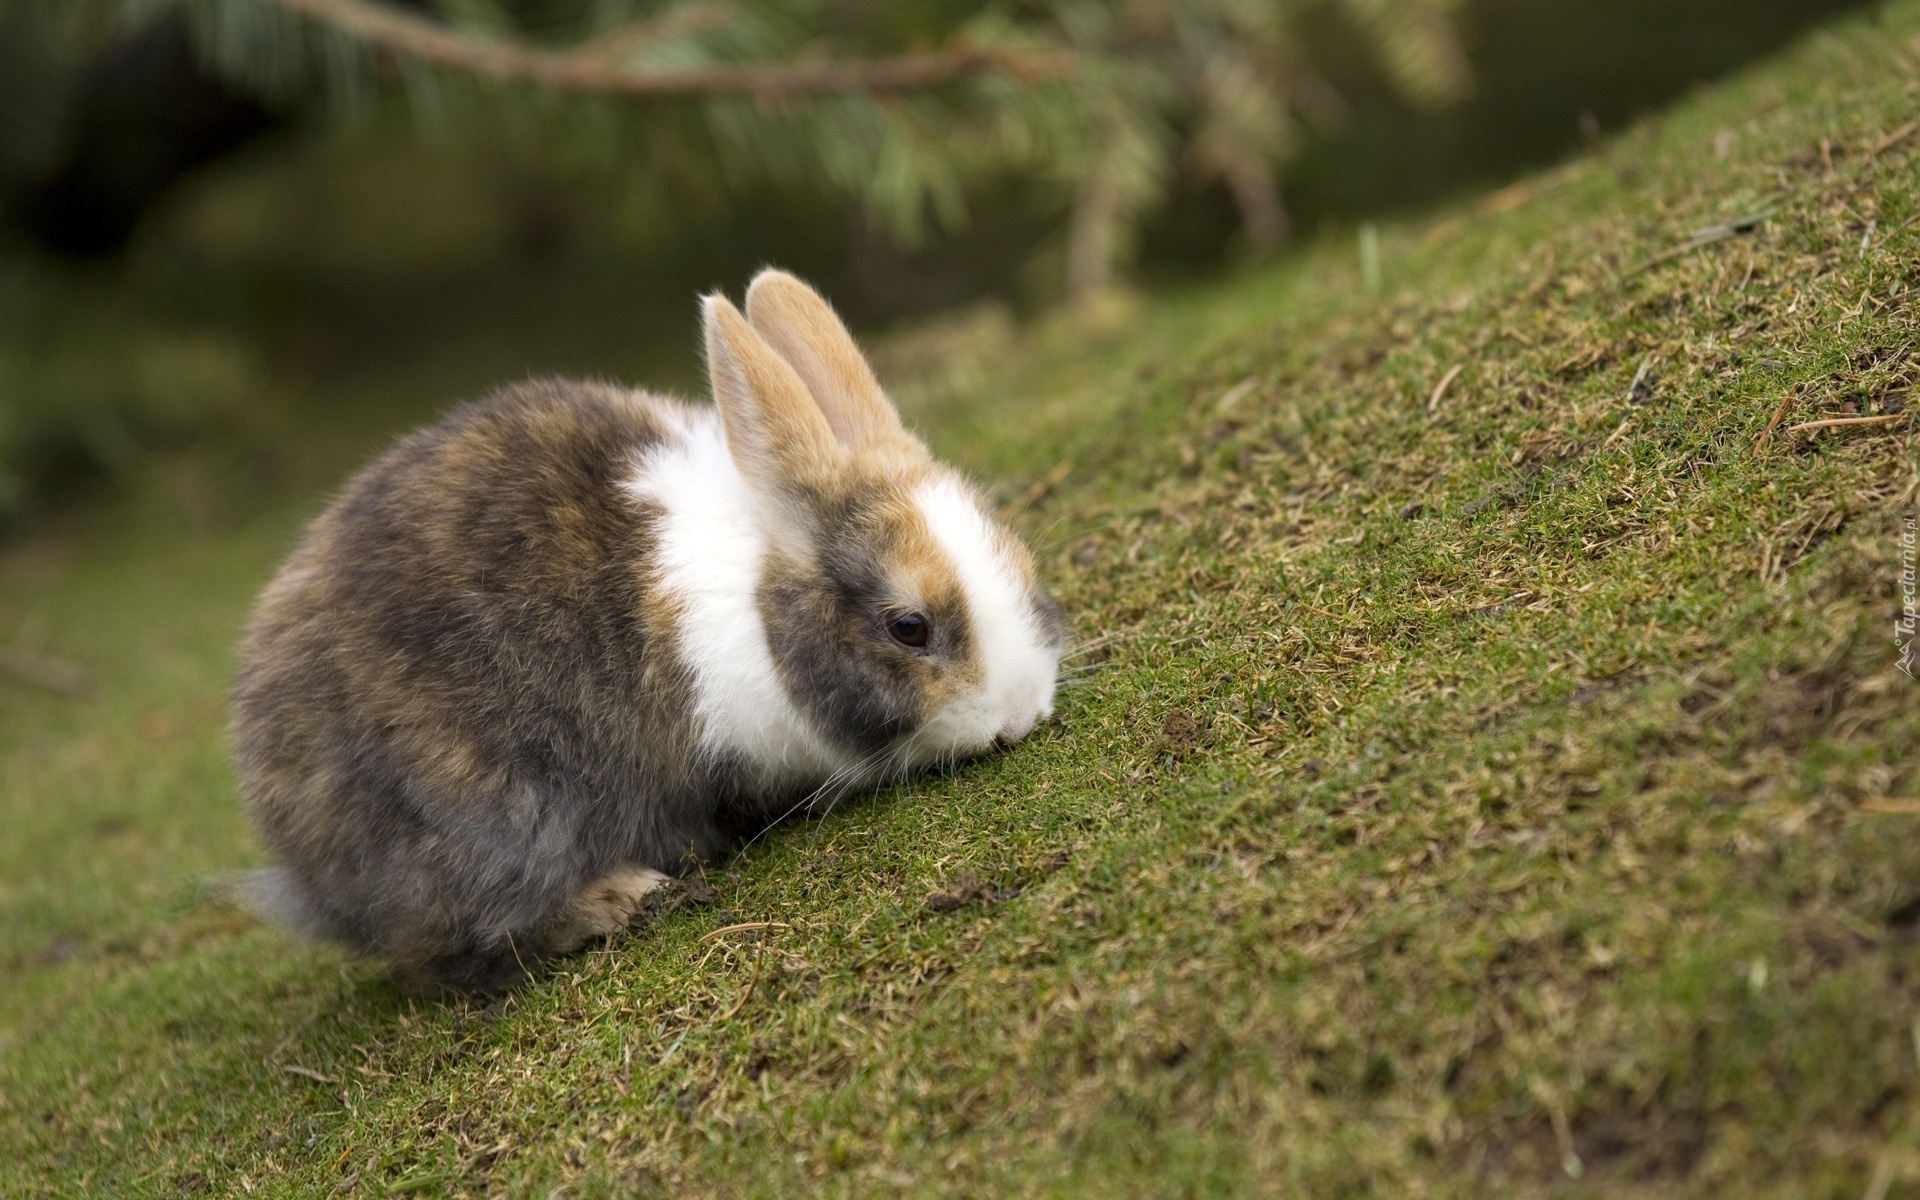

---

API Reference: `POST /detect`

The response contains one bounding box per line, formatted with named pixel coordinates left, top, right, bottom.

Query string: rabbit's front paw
left=555, top=866, right=675, bottom=950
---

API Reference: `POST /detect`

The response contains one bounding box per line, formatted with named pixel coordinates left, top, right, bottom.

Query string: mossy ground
left=5, top=6, right=1920, bottom=1196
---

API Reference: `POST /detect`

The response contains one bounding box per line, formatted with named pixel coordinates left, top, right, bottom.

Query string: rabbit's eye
left=885, top=612, right=931, bottom=649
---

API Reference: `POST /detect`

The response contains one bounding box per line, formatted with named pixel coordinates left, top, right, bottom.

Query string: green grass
left=5, top=6, right=1920, bottom=1196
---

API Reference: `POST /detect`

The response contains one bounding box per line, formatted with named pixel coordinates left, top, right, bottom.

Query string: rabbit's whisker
left=734, top=750, right=879, bottom=859
left=1027, top=512, right=1077, bottom=557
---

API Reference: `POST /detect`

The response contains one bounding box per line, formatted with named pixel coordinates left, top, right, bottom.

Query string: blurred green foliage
left=0, top=0, right=1470, bottom=272
left=0, top=0, right=1876, bottom=531
left=0, top=261, right=269, bottom=519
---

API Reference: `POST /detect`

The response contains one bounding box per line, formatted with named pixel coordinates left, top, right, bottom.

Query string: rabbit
left=230, top=269, right=1066, bottom=994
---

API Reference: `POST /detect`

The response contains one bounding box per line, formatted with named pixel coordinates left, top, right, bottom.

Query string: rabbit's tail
left=225, top=866, right=345, bottom=941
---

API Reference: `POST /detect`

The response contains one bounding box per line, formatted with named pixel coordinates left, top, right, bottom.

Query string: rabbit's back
left=231, top=379, right=724, bottom=988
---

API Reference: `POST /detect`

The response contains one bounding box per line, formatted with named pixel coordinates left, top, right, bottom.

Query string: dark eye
left=885, top=611, right=930, bottom=649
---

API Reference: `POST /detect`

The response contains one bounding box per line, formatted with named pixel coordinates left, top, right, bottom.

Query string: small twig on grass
left=1860, top=797, right=1920, bottom=815
left=700, top=921, right=791, bottom=942
left=1867, top=117, right=1919, bottom=158
left=1426, top=364, right=1464, bottom=414
left=281, top=1064, right=336, bottom=1084
left=1752, top=389, right=1799, bottom=454
left=715, top=938, right=766, bottom=1023
left=1627, top=210, right=1771, bottom=276
left=1783, top=413, right=1909, bottom=435
left=1624, top=354, right=1654, bottom=403
left=1529, top=1078, right=1585, bottom=1180
left=1215, top=376, right=1260, bottom=414
left=0, top=647, right=93, bottom=696
left=1863, top=1154, right=1897, bottom=1200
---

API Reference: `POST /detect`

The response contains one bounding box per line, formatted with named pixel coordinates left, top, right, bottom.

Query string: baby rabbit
left=231, top=270, right=1064, bottom=993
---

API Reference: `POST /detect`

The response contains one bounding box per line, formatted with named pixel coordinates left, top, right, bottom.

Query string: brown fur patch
left=871, top=482, right=986, bottom=712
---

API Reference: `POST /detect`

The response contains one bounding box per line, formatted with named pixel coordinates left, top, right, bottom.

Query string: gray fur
left=232, top=381, right=743, bottom=992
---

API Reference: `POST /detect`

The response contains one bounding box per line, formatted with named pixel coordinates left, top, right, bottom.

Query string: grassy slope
left=4, top=5, right=1920, bottom=1196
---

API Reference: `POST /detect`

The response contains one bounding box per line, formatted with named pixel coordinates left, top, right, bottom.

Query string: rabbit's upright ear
left=704, top=293, right=841, bottom=490
left=745, top=269, right=918, bottom=454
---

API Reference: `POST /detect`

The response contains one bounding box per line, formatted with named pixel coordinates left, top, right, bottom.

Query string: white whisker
left=734, top=747, right=884, bottom=859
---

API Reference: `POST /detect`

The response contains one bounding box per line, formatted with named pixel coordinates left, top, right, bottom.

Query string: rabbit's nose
left=996, top=712, right=1039, bottom=748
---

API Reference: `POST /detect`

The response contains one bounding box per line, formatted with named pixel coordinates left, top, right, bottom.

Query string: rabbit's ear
left=745, top=269, right=916, bottom=453
left=704, top=293, right=841, bottom=489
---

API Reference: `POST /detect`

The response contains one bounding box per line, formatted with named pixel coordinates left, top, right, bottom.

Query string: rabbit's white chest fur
left=623, top=400, right=863, bottom=791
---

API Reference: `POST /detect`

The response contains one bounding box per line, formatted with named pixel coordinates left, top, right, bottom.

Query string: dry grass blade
left=1627, top=210, right=1771, bottom=276
left=714, top=939, right=767, bottom=1024
left=1624, top=353, right=1654, bottom=403
left=1753, top=389, right=1800, bottom=454
left=1215, top=377, right=1260, bottom=414
left=700, top=921, right=791, bottom=942
left=1427, top=364, right=1465, bottom=414
left=1859, top=798, right=1920, bottom=815
left=1868, top=117, right=1920, bottom=157
left=1783, top=413, right=1910, bottom=435
left=279, top=1064, right=336, bottom=1084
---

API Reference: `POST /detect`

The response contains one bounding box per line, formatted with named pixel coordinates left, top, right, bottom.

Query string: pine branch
left=568, top=3, right=730, bottom=68
left=270, top=0, right=1076, bottom=97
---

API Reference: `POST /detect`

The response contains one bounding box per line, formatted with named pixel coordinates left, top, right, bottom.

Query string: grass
left=4, top=4, right=1920, bottom=1195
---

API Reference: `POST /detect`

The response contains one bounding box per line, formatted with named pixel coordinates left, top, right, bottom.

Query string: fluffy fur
left=230, top=270, right=1064, bottom=993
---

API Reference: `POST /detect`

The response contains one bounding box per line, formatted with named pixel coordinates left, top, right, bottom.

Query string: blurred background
left=0, top=0, right=1875, bottom=540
